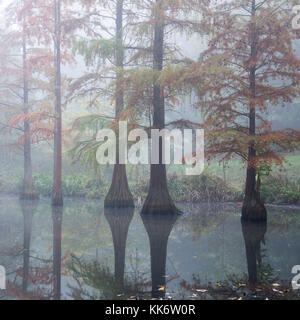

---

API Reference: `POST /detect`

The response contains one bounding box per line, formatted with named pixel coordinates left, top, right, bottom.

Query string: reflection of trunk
left=241, top=219, right=267, bottom=284
left=242, top=0, right=266, bottom=221
left=52, top=206, right=63, bottom=300
left=104, top=207, right=134, bottom=290
left=20, top=19, right=38, bottom=200
left=105, top=0, right=133, bottom=208
left=20, top=200, right=39, bottom=293
left=52, top=0, right=63, bottom=207
left=141, top=213, right=177, bottom=298
left=141, top=0, right=177, bottom=215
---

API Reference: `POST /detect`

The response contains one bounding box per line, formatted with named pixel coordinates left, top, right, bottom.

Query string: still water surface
left=0, top=195, right=299, bottom=300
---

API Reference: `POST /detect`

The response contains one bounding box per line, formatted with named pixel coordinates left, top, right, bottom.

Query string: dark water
left=0, top=195, right=300, bottom=300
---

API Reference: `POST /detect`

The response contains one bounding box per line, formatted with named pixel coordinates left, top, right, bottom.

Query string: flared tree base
left=104, top=164, right=134, bottom=208
left=141, top=189, right=179, bottom=215
left=242, top=194, right=267, bottom=222
left=104, top=189, right=134, bottom=208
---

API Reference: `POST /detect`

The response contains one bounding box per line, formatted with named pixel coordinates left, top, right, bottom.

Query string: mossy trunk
left=141, top=1, right=177, bottom=215
left=241, top=219, right=267, bottom=284
left=141, top=213, right=178, bottom=298
left=104, top=207, right=134, bottom=290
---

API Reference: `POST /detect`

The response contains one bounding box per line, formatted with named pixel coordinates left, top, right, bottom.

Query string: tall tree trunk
left=241, top=219, right=267, bottom=285
left=242, top=0, right=266, bottom=221
left=21, top=23, right=38, bottom=200
left=52, top=0, right=63, bottom=206
left=141, top=0, right=177, bottom=215
left=105, top=0, right=134, bottom=208
left=141, top=213, right=177, bottom=298
left=104, top=207, right=134, bottom=291
left=52, top=206, right=63, bottom=300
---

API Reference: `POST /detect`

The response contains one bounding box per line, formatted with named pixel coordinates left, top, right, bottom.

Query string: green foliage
left=31, top=173, right=108, bottom=198
left=132, top=172, right=242, bottom=203
left=256, top=249, right=275, bottom=283
left=72, top=39, right=118, bottom=65
left=70, top=115, right=109, bottom=172
left=72, top=114, right=108, bottom=133
left=261, top=174, right=300, bottom=205
left=70, top=139, right=104, bottom=173
left=2, top=169, right=300, bottom=205
left=179, top=173, right=242, bottom=202
left=67, top=254, right=148, bottom=300
left=68, top=254, right=120, bottom=300
left=28, top=171, right=241, bottom=202
left=32, top=173, right=53, bottom=196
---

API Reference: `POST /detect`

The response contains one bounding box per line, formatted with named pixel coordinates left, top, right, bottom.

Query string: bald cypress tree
left=190, top=0, right=300, bottom=221
left=104, top=0, right=134, bottom=208
left=2, top=0, right=40, bottom=200
left=135, top=0, right=206, bottom=215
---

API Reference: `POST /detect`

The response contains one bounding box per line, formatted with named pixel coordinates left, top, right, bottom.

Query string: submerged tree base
left=104, top=190, right=134, bottom=208
left=20, top=189, right=39, bottom=200
left=52, top=193, right=63, bottom=207
left=141, top=189, right=179, bottom=215
left=104, top=183, right=134, bottom=208
left=242, top=195, right=267, bottom=222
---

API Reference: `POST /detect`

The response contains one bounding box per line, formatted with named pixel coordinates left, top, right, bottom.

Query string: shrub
left=31, top=173, right=108, bottom=198
left=3, top=171, right=299, bottom=205
left=261, top=174, right=300, bottom=205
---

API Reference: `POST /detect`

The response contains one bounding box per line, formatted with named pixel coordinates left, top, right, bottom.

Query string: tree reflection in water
left=2, top=198, right=300, bottom=300
left=5, top=201, right=64, bottom=300
left=68, top=209, right=178, bottom=300
left=141, top=212, right=178, bottom=298
left=20, top=199, right=39, bottom=294
left=52, top=206, right=63, bottom=300
left=104, top=207, right=134, bottom=291
left=241, top=219, right=267, bottom=286
left=68, top=207, right=142, bottom=300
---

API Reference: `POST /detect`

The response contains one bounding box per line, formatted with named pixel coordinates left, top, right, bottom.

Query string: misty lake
left=0, top=195, right=300, bottom=300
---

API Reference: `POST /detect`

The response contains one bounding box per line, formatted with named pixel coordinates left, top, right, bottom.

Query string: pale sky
left=0, top=1, right=7, bottom=28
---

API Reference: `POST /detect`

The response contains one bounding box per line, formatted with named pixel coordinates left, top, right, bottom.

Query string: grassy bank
left=0, top=169, right=299, bottom=205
